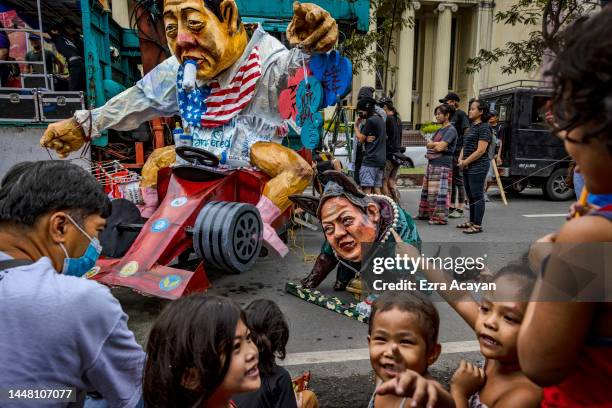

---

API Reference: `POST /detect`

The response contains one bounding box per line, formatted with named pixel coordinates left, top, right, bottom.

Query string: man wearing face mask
left=0, top=161, right=145, bottom=408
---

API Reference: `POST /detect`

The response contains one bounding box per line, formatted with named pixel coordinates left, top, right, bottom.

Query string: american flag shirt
left=75, top=26, right=307, bottom=160
left=177, top=47, right=262, bottom=129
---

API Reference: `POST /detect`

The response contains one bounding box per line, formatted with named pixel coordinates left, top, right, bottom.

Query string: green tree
left=466, top=0, right=600, bottom=74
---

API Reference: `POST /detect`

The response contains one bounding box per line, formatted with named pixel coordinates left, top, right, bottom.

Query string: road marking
left=280, top=340, right=479, bottom=366
left=522, top=214, right=567, bottom=218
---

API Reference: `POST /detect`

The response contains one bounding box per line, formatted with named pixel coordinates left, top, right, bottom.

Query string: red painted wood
left=94, top=167, right=292, bottom=299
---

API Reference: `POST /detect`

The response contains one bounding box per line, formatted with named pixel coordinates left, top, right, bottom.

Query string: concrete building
left=354, top=0, right=541, bottom=127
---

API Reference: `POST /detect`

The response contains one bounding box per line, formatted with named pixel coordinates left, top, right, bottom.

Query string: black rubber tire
left=99, top=199, right=143, bottom=258
left=543, top=168, right=574, bottom=201
left=193, top=201, right=263, bottom=274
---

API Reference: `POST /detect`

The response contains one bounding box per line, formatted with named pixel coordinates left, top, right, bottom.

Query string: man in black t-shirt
left=353, top=87, right=387, bottom=186
left=354, top=97, right=386, bottom=194
left=439, top=92, right=469, bottom=218
left=49, top=25, right=85, bottom=91
left=379, top=97, right=402, bottom=202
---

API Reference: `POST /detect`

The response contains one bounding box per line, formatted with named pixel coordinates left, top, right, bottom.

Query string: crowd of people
left=344, top=83, right=505, bottom=234
left=418, top=94, right=505, bottom=233
left=0, top=6, right=610, bottom=408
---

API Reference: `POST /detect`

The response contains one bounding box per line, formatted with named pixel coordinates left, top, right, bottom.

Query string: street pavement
left=115, top=187, right=571, bottom=407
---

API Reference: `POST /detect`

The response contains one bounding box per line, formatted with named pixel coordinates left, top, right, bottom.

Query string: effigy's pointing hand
left=40, top=118, right=86, bottom=158
left=287, top=2, right=338, bottom=53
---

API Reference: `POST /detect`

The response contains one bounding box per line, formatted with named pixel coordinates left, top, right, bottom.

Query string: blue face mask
left=59, top=215, right=103, bottom=277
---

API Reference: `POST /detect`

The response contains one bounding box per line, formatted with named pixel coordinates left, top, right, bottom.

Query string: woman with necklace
left=291, top=171, right=421, bottom=292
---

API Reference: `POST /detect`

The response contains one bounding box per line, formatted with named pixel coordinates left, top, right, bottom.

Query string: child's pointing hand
left=376, top=369, right=443, bottom=408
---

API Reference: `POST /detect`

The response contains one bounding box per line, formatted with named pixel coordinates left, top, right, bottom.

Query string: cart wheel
left=99, top=199, right=144, bottom=258
left=193, top=201, right=263, bottom=274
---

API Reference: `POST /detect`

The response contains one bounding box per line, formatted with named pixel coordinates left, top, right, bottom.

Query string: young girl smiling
left=519, top=9, right=612, bottom=407
left=143, top=295, right=261, bottom=408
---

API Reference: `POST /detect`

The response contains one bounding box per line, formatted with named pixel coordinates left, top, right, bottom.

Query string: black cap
left=439, top=92, right=460, bottom=103
left=357, top=86, right=375, bottom=101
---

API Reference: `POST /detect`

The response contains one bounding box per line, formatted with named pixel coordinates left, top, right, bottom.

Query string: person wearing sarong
left=418, top=104, right=457, bottom=225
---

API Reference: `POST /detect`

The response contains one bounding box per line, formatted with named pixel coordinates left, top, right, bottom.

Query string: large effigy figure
left=290, top=171, right=422, bottom=292
left=40, top=0, right=338, bottom=256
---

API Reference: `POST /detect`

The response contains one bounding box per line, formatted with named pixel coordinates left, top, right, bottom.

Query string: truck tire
left=543, top=168, right=574, bottom=201
left=193, top=201, right=263, bottom=274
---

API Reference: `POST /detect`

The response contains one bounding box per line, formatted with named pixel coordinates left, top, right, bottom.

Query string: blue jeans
left=464, top=171, right=487, bottom=226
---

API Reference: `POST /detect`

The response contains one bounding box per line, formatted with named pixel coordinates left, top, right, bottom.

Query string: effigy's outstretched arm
left=301, top=252, right=339, bottom=289
left=264, top=1, right=338, bottom=98
left=74, top=57, right=181, bottom=139
left=41, top=56, right=181, bottom=156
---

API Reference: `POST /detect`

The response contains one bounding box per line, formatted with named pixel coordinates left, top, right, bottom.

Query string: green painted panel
left=236, top=0, right=370, bottom=31
left=122, top=29, right=141, bottom=50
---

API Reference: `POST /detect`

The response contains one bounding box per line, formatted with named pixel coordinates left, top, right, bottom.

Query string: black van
left=480, top=80, right=574, bottom=201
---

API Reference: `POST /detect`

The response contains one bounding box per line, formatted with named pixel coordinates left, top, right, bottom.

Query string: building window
left=531, top=95, right=551, bottom=129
